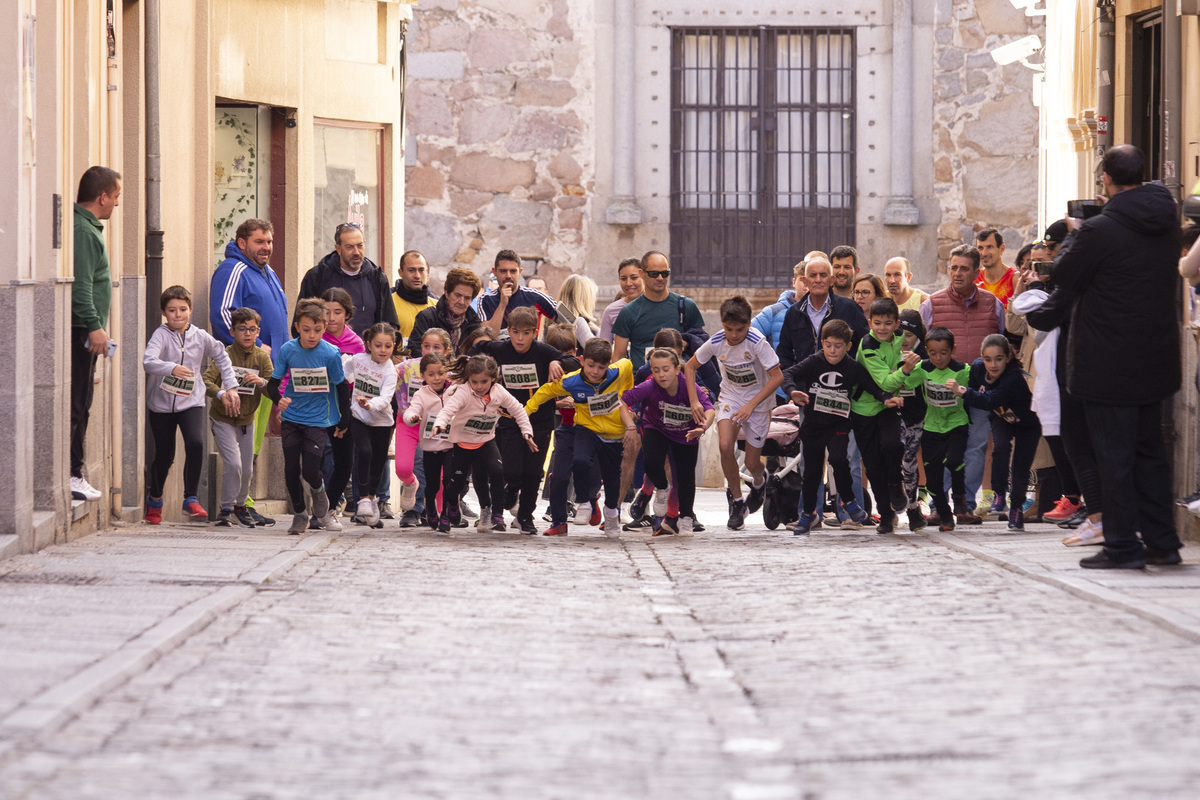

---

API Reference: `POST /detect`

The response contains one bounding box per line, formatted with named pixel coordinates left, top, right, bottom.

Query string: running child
left=433, top=354, right=537, bottom=534
left=390, top=327, right=453, bottom=526
left=685, top=296, right=783, bottom=530
left=947, top=334, right=1042, bottom=530
left=264, top=298, right=353, bottom=534
left=203, top=306, right=273, bottom=527
left=537, top=323, right=588, bottom=523
left=526, top=337, right=634, bottom=537
left=320, top=287, right=365, bottom=357
left=896, top=309, right=929, bottom=530
left=142, top=285, right=240, bottom=523
left=896, top=327, right=978, bottom=531
left=781, top=319, right=901, bottom=535
left=347, top=323, right=400, bottom=526
left=619, top=348, right=714, bottom=536
left=402, top=353, right=454, bottom=528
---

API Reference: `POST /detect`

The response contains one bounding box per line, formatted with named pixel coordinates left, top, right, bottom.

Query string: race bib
left=924, top=380, right=959, bottom=409
left=587, top=391, right=619, bottom=417
left=160, top=374, right=195, bottom=397
left=644, top=346, right=655, bottom=362
left=662, top=402, right=694, bottom=428
left=464, top=414, right=498, bottom=435
left=812, top=387, right=851, bottom=419
left=899, top=387, right=915, bottom=397
left=723, top=362, right=759, bottom=387
left=421, top=416, right=449, bottom=442
left=291, top=367, right=330, bottom=394
left=353, top=369, right=383, bottom=398
left=231, top=366, right=259, bottom=395
left=405, top=376, right=424, bottom=401
left=501, top=363, right=539, bottom=390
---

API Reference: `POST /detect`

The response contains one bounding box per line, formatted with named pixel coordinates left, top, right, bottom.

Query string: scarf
left=396, top=282, right=431, bottom=305
left=443, top=307, right=466, bottom=350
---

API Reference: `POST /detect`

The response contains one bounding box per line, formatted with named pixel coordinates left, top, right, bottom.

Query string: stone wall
left=404, top=0, right=593, bottom=292
left=932, top=0, right=1044, bottom=274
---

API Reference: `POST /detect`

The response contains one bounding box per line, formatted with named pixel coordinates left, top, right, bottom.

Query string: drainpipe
left=1094, top=0, right=1115, bottom=193
left=107, top=39, right=122, bottom=517
left=145, top=0, right=163, bottom=340
left=1162, top=2, right=1183, bottom=202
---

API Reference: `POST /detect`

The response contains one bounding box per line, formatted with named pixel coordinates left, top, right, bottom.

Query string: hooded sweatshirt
left=299, top=253, right=400, bottom=337
left=210, top=241, right=290, bottom=355
left=144, top=324, right=238, bottom=413
left=433, top=381, right=533, bottom=446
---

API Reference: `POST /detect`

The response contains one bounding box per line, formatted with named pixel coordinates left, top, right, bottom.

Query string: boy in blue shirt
left=264, top=298, right=352, bottom=534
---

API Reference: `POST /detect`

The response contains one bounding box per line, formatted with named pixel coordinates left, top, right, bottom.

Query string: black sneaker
left=491, top=514, right=507, bottom=532
left=398, top=510, right=422, bottom=528
left=1057, top=508, right=1088, bottom=529
left=248, top=508, right=275, bottom=527
left=1144, top=548, right=1183, bottom=566
left=213, top=509, right=235, bottom=527
left=436, top=517, right=451, bottom=534
left=907, top=507, right=926, bottom=532
left=691, top=518, right=706, bottom=532
left=745, top=477, right=766, bottom=514
left=623, top=517, right=653, bottom=531
left=727, top=498, right=747, bottom=531
left=233, top=506, right=256, bottom=528
left=1080, top=550, right=1145, bottom=570
left=653, top=516, right=679, bottom=537
left=516, top=517, right=538, bottom=535
left=876, top=515, right=895, bottom=534
left=628, top=491, right=651, bottom=521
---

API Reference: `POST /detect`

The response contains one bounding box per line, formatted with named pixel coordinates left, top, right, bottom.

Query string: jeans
left=573, top=428, right=624, bottom=510
left=958, top=406, right=991, bottom=509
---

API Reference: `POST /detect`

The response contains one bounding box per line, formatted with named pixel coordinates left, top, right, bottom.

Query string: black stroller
left=737, top=404, right=803, bottom=530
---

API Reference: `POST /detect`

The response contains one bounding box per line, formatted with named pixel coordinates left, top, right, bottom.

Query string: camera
left=1031, top=260, right=1055, bottom=290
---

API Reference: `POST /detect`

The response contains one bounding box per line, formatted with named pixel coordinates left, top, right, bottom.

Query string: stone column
left=605, top=0, right=642, bottom=225
left=883, top=0, right=919, bottom=226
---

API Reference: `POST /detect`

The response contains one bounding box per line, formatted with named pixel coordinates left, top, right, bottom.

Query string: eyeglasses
left=233, top=325, right=260, bottom=333
left=852, top=289, right=874, bottom=298
left=335, top=222, right=362, bottom=234
left=644, top=270, right=670, bottom=279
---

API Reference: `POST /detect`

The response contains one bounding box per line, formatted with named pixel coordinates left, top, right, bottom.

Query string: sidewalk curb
left=927, top=532, right=1200, bottom=644
left=0, top=533, right=335, bottom=740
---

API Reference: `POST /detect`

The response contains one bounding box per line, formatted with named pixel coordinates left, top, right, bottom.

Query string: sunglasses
left=644, top=270, right=670, bottom=279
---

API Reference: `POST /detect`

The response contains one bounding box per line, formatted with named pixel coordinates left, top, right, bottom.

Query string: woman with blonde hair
left=557, top=273, right=599, bottom=348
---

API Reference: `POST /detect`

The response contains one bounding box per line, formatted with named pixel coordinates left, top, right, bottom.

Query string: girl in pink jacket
left=402, top=353, right=454, bottom=528
left=432, top=355, right=536, bottom=534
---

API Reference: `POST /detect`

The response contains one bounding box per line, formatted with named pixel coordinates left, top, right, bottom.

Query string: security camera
left=990, top=35, right=1043, bottom=66
left=1009, top=0, right=1048, bottom=14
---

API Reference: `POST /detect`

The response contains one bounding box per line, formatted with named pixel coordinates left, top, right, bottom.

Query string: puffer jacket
left=752, top=289, right=796, bottom=348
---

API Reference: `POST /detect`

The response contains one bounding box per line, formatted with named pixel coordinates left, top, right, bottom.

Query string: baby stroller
left=736, top=403, right=803, bottom=530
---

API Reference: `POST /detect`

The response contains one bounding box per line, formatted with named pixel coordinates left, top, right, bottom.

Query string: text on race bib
left=464, top=414, right=499, bottom=435
left=924, top=380, right=959, bottom=408
left=587, top=391, right=620, bottom=417
left=231, top=366, right=259, bottom=395
left=161, top=374, right=195, bottom=397
left=421, top=416, right=449, bottom=441
left=899, top=388, right=915, bottom=397
left=353, top=370, right=383, bottom=398
left=812, top=387, right=852, bottom=419
left=406, top=377, right=424, bottom=400
left=501, top=363, right=540, bottom=390
left=662, top=403, right=694, bottom=427
left=291, top=367, right=330, bottom=394
left=723, top=362, right=759, bottom=387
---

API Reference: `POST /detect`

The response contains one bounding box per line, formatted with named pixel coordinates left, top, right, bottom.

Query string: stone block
left=963, top=155, right=1037, bottom=228
left=448, top=81, right=476, bottom=102
left=556, top=196, right=586, bottom=209
left=418, top=142, right=456, bottom=166
left=407, top=83, right=455, bottom=137
left=548, top=0, right=573, bottom=39
left=468, top=29, right=531, bottom=70
left=958, top=21, right=985, bottom=51
left=478, top=196, right=553, bottom=256
left=548, top=152, right=583, bottom=183
left=529, top=182, right=557, bottom=201
left=408, top=52, right=465, bottom=81
left=405, top=208, right=461, bottom=269
left=934, top=156, right=953, bottom=184
left=938, top=48, right=964, bottom=71
left=553, top=44, right=579, bottom=78
left=558, top=208, right=584, bottom=230
left=428, top=20, right=470, bottom=51
left=481, top=74, right=517, bottom=97
left=449, top=189, right=492, bottom=217
left=419, top=0, right=458, bottom=10
left=514, top=79, right=577, bottom=107
left=974, top=0, right=1030, bottom=35
left=935, top=73, right=961, bottom=101
left=965, top=70, right=990, bottom=92
left=448, top=153, right=536, bottom=193
left=935, top=26, right=953, bottom=45
left=960, top=92, right=1037, bottom=156
left=459, top=101, right=516, bottom=145
left=407, top=166, right=445, bottom=199
left=506, top=114, right=567, bottom=152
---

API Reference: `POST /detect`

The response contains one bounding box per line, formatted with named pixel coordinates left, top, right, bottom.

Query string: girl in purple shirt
left=620, top=348, right=715, bottom=536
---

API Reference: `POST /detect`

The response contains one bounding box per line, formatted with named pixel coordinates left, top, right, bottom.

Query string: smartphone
left=1032, top=260, right=1054, bottom=278
left=1067, top=199, right=1102, bottom=219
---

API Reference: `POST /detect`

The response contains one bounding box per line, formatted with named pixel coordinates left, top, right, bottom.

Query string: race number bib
left=662, top=403, right=694, bottom=428
left=812, top=387, right=851, bottom=419
left=353, top=369, right=383, bottom=398
left=405, top=376, right=424, bottom=401
left=160, top=374, right=195, bottom=397
left=723, top=362, right=759, bottom=388
left=501, top=363, right=539, bottom=390
left=587, top=391, right=619, bottom=417
left=899, top=387, right=915, bottom=397
left=291, top=367, right=330, bottom=394
left=231, top=366, right=259, bottom=395
left=924, top=380, right=959, bottom=408
left=421, top=416, right=449, bottom=442
left=464, top=414, right=498, bottom=435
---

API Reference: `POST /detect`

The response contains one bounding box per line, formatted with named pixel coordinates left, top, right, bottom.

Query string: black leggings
left=989, top=417, right=1042, bottom=509
left=1043, top=435, right=1081, bottom=499
left=444, top=441, right=505, bottom=516
left=923, top=426, right=968, bottom=516
left=351, top=419, right=395, bottom=498
left=801, top=427, right=854, bottom=516
left=326, top=424, right=354, bottom=505
left=642, top=428, right=699, bottom=518
left=282, top=421, right=326, bottom=512
left=148, top=407, right=207, bottom=499
left=422, top=449, right=450, bottom=517
left=498, top=423, right=554, bottom=519
left=1060, top=389, right=1102, bottom=510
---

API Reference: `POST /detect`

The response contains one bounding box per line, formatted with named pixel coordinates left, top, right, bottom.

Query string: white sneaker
left=477, top=506, right=493, bottom=533
left=652, top=488, right=668, bottom=518
left=399, top=479, right=418, bottom=512
left=71, top=476, right=102, bottom=501
left=319, top=509, right=343, bottom=532
left=678, top=516, right=694, bottom=535
left=603, top=507, right=620, bottom=537
left=573, top=503, right=592, bottom=526
left=357, top=498, right=373, bottom=523
left=1062, top=518, right=1104, bottom=547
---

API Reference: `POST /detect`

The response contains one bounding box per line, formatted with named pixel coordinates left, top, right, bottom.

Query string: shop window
left=313, top=121, right=384, bottom=266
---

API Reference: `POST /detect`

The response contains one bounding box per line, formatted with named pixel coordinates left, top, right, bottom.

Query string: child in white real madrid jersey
left=684, top=295, right=783, bottom=530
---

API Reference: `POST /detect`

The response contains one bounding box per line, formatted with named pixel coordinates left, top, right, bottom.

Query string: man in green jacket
left=71, top=166, right=121, bottom=501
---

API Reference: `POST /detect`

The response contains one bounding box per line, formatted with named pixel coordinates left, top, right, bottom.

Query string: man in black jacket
left=1053, top=145, right=1183, bottom=570
left=298, top=222, right=400, bottom=337
left=777, top=257, right=869, bottom=371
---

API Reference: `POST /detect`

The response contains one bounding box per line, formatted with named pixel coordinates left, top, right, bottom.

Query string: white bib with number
left=924, top=380, right=959, bottom=409
left=353, top=369, right=383, bottom=398
left=161, top=374, right=195, bottom=397
left=587, top=391, right=619, bottom=417
left=421, top=416, right=449, bottom=441
left=231, top=366, right=259, bottom=395
left=723, top=361, right=759, bottom=388
left=406, top=377, right=424, bottom=401
left=464, top=414, right=499, bottom=435
left=812, top=387, right=851, bottom=419
left=292, top=367, right=330, bottom=394
left=662, top=403, right=694, bottom=428
left=501, top=363, right=540, bottom=390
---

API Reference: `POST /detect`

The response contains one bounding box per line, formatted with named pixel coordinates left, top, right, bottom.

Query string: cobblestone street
left=3, top=489, right=1200, bottom=799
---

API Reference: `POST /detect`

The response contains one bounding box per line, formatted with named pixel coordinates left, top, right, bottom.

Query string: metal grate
left=0, top=573, right=105, bottom=586
left=670, top=27, right=856, bottom=288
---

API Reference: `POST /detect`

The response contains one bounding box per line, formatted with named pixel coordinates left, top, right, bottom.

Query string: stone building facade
left=405, top=0, right=1044, bottom=301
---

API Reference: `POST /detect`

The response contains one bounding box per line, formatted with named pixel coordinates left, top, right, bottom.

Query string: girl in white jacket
left=346, top=323, right=400, bottom=526
left=431, top=354, right=536, bottom=533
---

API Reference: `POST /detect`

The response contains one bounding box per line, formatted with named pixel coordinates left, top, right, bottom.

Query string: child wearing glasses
left=203, top=307, right=273, bottom=527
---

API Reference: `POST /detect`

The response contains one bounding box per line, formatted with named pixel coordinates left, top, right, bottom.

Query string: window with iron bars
left=670, top=27, right=856, bottom=288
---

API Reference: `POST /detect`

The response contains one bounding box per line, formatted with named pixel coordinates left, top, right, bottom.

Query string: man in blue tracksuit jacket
left=209, top=220, right=289, bottom=356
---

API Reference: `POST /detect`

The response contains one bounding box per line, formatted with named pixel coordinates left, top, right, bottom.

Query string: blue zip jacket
left=210, top=241, right=290, bottom=356
left=751, top=289, right=796, bottom=349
